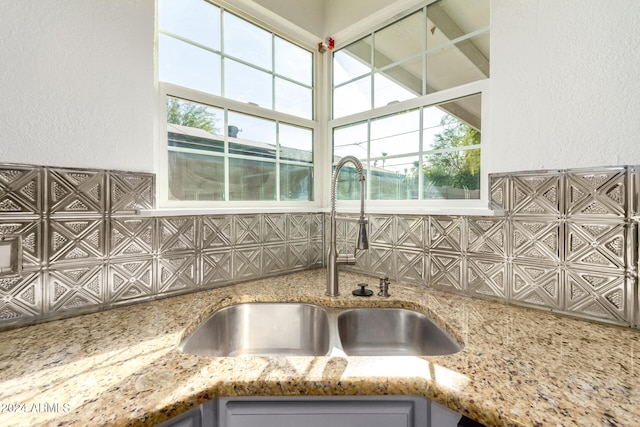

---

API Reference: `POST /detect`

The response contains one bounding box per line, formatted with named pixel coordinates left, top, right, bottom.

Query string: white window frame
left=152, top=0, right=494, bottom=216
left=156, top=82, right=321, bottom=211
left=328, top=80, right=489, bottom=213
left=154, top=0, right=324, bottom=213
left=327, top=0, right=491, bottom=214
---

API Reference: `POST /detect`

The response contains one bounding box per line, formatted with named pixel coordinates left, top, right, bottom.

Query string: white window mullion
left=418, top=105, right=424, bottom=200
left=224, top=108, right=230, bottom=201
left=366, top=118, right=372, bottom=201
left=275, top=121, right=281, bottom=201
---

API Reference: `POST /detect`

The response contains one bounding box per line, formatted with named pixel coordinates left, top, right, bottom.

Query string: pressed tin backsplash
left=0, top=163, right=638, bottom=329
left=0, top=163, right=323, bottom=329
left=339, top=166, right=638, bottom=328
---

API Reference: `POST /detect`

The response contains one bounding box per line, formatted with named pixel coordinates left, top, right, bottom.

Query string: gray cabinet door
left=431, top=400, right=463, bottom=426
left=218, top=397, right=428, bottom=427
left=157, top=401, right=216, bottom=427
left=156, top=405, right=202, bottom=427
left=158, top=395, right=464, bottom=427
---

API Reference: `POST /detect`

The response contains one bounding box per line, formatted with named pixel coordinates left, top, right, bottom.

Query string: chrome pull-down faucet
left=326, top=156, right=368, bottom=296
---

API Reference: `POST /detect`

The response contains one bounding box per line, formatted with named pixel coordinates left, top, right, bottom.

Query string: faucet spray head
left=356, top=219, right=369, bottom=250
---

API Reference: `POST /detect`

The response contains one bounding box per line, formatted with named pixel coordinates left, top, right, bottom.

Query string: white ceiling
left=250, top=0, right=410, bottom=38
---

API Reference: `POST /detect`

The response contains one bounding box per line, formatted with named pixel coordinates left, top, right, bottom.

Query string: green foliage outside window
left=424, top=115, right=480, bottom=193
left=167, top=98, right=220, bottom=134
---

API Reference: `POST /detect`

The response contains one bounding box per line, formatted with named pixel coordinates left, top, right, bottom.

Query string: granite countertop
left=0, top=269, right=638, bottom=427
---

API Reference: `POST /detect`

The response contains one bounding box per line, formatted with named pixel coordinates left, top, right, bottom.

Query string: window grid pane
left=333, top=0, right=489, bottom=118
left=333, top=94, right=481, bottom=201
left=159, top=0, right=315, bottom=204
left=223, top=12, right=272, bottom=70
left=159, top=34, right=222, bottom=96
left=167, top=97, right=313, bottom=202
left=159, top=2, right=313, bottom=120
left=275, top=37, right=313, bottom=86
left=159, top=0, right=221, bottom=51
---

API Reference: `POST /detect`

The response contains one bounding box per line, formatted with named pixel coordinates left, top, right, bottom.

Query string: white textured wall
left=0, top=0, right=155, bottom=172
left=488, top=0, right=640, bottom=173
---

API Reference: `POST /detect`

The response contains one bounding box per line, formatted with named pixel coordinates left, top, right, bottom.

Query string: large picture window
left=158, top=0, right=315, bottom=204
left=331, top=0, right=489, bottom=204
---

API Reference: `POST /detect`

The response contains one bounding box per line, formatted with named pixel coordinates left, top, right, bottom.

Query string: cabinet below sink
left=179, top=303, right=461, bottom=357
left=158, top=395, right=475, bottom=427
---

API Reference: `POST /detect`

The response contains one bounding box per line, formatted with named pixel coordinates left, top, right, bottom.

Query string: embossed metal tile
left=288, top=214, right=310, bottom=241
left=48, top=264, right=104, bottom=313
left=512, top=218, right=561, bottom=262
left=0, top=273, right=42, bottom=321
left=158, top=217, right=197, bottom=253
left=369, top=215, right=394, bottom=246
left=630, top=166, right=639, bottom=218
left=233, top=215, right=261, bottom=246
left=366, top=245, right=394, bottom=278
left=287, top=242, right=309, bottom=270
left=310, top=213, right=323, bottom=241
left=262, top=244, right=287, bottom=273
left=467, top=255, right=507, bottom=298
left=109, top=172, right=154, bottom=215
left=108, top=259, right=154, bottom=303
left=429, top=216, right=464, bottom=252
left=309, top=240, right=323, bottom=267
left=334, top=216, right=360, bottom=254
left=511, top=262, right=561, bottom=309
left=467, top=218, right=507, bottom=257
left=158, top=253, right=198, bottom=294
left=200, top=249, right=232, bottom=286
left=0, top=165, right=43, bottom=215
left=232, top=247, right=261, bottom=280
left=109, top=217, right=155, bottom=259
left=511, top=172, right=561, bottom=216
left=49, top=218, right=106, bottom=264
left=565, top=220, right=626, bottom=270
left=428, top=251, right=463, bottom=292
left=565, top=167, right=627, bottom=217
left=201, top=216, right=232, bottom=248
left=396, top=216, right=425, bottom=249
left=263, top=214, right=286, bottom=243
left=563, top=268, right=628, bottom=325
left=48, top=168, right=105, bottom=215
left=395, top=248, right=424, bottom=284
left=489, top=173, right=509, bottom=210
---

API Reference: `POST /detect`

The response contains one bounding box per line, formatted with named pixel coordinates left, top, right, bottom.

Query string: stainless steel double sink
left=179, top=303, right=461, bottom=357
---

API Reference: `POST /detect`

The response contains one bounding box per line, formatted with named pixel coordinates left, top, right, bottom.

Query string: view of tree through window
left=333, top=94, right=482, bottom=201
left=424, top=115, right=480, bottom=199
left=167, top=98, right=220, bottom=134
left=331, top=0, right=488, bottom=202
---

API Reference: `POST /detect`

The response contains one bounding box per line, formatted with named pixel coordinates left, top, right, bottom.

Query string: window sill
left=337, top=207, right=506, bottom=217
left=138, top=207, right=505, bottom=217
left=138, top=207, right=324, bottom=217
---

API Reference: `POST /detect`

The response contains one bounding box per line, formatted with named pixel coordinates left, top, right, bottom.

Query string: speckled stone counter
left=0, top=269, right=638, bottom=426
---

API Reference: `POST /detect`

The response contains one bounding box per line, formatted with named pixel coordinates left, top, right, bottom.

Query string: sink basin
left=180, top=303, right=330, bottom=357
left=337, top=308, right=461, bottom=356
left=180, top=303, right=460, bottom=357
